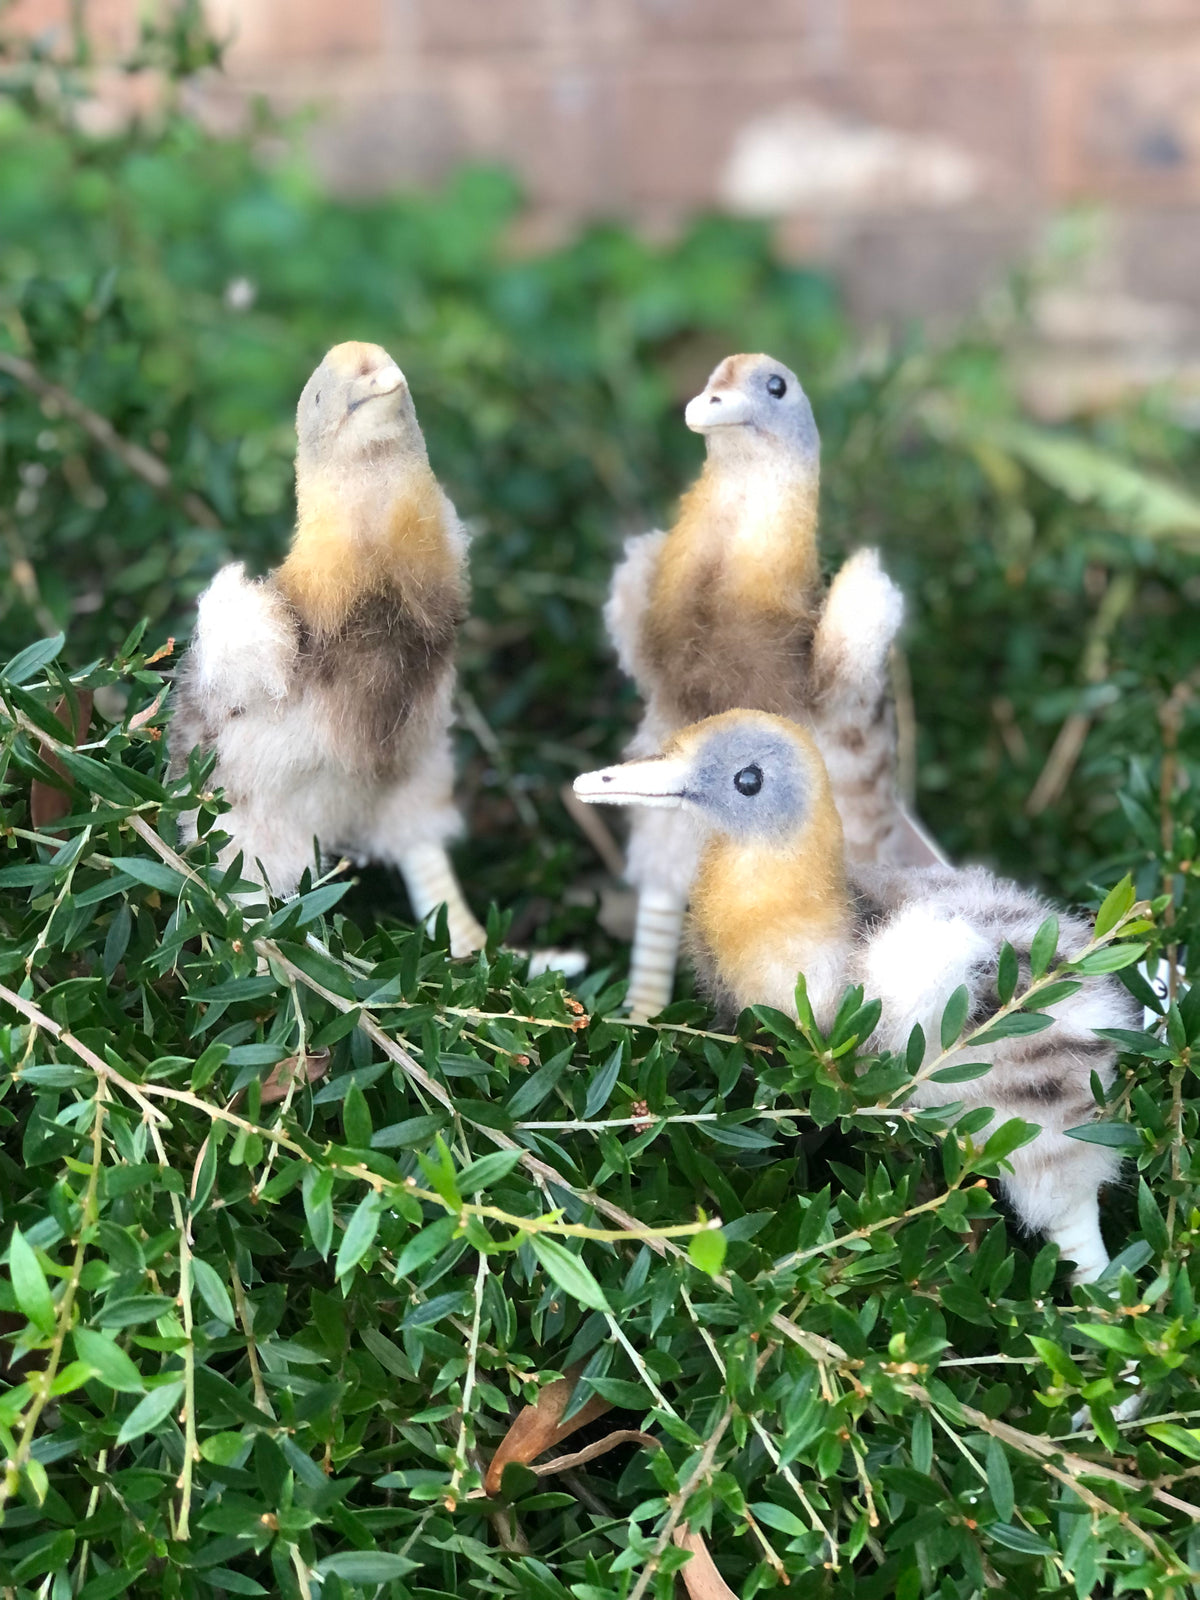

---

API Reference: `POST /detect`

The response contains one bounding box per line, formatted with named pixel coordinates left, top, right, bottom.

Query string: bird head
left=295, top=342, right=423, bottom=466
left=684, top=353, right=818, bottom=473
left=574, top=710, right=831, bottom=844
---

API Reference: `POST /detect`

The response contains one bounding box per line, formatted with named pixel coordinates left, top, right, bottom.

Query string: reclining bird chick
left=605, top=352, right=940, bottom=1022
left=575, top=708, right=1141, bottom=1286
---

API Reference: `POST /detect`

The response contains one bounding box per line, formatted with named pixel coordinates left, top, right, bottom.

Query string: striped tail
left=398, top=841, right=487, bottom=957
left=627, top=886, right=686, bottom=1022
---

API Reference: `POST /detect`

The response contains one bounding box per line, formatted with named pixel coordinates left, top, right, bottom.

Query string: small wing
left=170, top=564, right=299, bottom=774
left=812, top=547, right=904, bottom=703
left=603, top=529, right=666, bottom=681
left=186, top=562, right=298, bottom=711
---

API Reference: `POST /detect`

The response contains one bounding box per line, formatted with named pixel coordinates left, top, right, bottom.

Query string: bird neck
left=656, top=455, right=820, bottom=612
left=690, top=787, right=852, bottom=1023
left=278, top=457, right=463, bottom=635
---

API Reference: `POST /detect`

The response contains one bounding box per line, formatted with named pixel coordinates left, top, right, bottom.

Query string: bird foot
left=521, top=946, right=588, bottom=980
left=1071, top=1377, right=1145, bottom=1434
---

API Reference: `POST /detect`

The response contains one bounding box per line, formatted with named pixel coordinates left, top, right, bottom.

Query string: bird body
left=575, top=710, right=1139, bottom=1284
left=606, top=352, right=933, bottom=1019
left=170, top=341, right=486, bottom=955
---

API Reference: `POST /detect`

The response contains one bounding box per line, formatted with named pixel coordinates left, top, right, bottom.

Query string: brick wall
left=13, top=0, right=1200, bottom=401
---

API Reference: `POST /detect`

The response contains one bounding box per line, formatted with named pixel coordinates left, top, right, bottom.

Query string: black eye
left=734, top=764, right=763, bottom=796
left=766, top=375, right=787, bottom=399
left=314, top=392, right=321, bottom=406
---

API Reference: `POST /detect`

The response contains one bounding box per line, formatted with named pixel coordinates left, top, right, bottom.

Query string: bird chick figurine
left=171, top=341, right=514, bottom=961
left=575, top=710, right=1139, bottom=1285
left=605, top=353, right=936, bottom=1021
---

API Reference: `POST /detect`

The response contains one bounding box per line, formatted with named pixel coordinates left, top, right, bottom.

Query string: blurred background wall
left=11, top=0, right=1200, bottom=407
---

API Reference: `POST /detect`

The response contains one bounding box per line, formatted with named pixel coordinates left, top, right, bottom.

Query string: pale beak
left=684, top=386, right=752, bottom=432
left=371, top=362, right=405, bottom=396
left=350, top=362, right=407, bottom=412
left=574, top=755, right=691, bottom=810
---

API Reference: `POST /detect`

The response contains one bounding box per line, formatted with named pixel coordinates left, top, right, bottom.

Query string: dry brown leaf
left=30, top=691, right=93, bottom=835
left=484, top=1362, right=613, bottom=1496
left=673, top=1528, right=739, bottom=1600
left=259, top=1048, right=331, bottom=1106
left=128, top=684, right=170, bottom=731
left=529, top=1429, right=659, bottom=1477
left=143, top=637, right=175, bottom=666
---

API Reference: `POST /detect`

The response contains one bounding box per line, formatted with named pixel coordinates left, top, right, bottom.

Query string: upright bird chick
left=605, top=353, right=935, bottom=1021
left=170, top=341, right=487, bottom=955
left=575, top=710, right=1139, bottom=1285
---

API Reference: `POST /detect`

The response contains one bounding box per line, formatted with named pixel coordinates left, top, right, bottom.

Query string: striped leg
left=398, top=840, right=487, bottom=958
left=1044, top=1193, right=1109, bottom=1288
left=627, top=886, right=686, bottom=1022
left=1038, top=1191, right=1145, bottom=1430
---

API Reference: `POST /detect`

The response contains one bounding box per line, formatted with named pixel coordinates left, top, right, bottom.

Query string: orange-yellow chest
left=277, top=467, right=462, bottom=634
left=654, top=467, right=820, bottom=616
left=690, top=809, right=851, bottom=1014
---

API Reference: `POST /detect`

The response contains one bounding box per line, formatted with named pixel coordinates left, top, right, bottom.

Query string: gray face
left=687, top=353, right=820, bottom=472
left=295, top=344, right=422, bottom=463
left=683, top=723, right=811, bottom=839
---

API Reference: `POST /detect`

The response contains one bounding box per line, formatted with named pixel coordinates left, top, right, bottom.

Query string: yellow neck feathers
left=655, top=458, right=820, bottom=614
left=690, top=778, right=850, bottom=1014
left=277, top=462, right=462, bottom=634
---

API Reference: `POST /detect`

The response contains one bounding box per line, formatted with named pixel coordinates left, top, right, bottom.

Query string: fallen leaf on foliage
left=529, top=1428, right=659, bottom=1476
left=143, top=637, right=175, bottom=666
left=485, top=1362, right=613, bottom=1496
left=259, top=1048, right=331, bottom=1105
left=673, top=1528, right=740, bottom=1600
left=30, top=691, right=93, bottom=834
left=128, top=684, right=170, bottom=731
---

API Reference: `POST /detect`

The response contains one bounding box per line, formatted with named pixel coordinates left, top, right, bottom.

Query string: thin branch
left=0, top=349, right=221, bottom=529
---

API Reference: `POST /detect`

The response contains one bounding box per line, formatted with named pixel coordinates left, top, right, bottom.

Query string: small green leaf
left=302, top=1168, right=334, bottom=1260
left=8, top=1225, right=55, bottom=1336
left=687, top=1228, right=726, bottom=1278
left=313, top=1554, right=419, bottom=1582
left=4, top=632, right=65, bottom=685
left=985, top=1436, right=1014, bottom=1523
left=930, top=1060, right=993, bottom=1085
left=456, top=1150, right=521, bottom=1195
left=1094, top=873, right=1136, bottom=939
left=336, top=1190, right=384, bottom=1278
left=1075, top=943, right=1148, bottom=975
left=343, top=1080, right=373, bottom=1150
left=996, top=943, right=1018, bottom=1006
left=1064, top=1121, right=1142, bottom=1148
left=531, top=1235, right=611, bottom=1313
left=395, top=1215, right=458, bottom=1278
left=1138, top=1178, right=1170, bottom=1256
left=940, top=985, right=970, bottom=1050
left=191, top=1258, right=235, bottom=1325
left=1030, top=915, right=1059, bottom=978
left=972, top=1012, right=1054, bottom=1046
left=1146, top=1424, right=1200, bottom=1462
left=584, top=1044, right=623, bottom=1119
left=73, top=1328, right=145, bottom=1393
left=116, top=1379, right=185, bottom=1445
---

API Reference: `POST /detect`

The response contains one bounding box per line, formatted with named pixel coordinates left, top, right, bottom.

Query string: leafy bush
left=2, top=13, right=1200, bottom=1600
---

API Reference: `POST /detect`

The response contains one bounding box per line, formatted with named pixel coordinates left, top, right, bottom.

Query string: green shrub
left=2, top=12, right=1200, bottom=1599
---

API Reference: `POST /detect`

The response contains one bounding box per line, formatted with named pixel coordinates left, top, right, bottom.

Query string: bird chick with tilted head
left=171, top=341, right=553, bottom=964
left=575, top=709, right=1140, bottom=1288
left=604, top=353, right=937, bottom=1023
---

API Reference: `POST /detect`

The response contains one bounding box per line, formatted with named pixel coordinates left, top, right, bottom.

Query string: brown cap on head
left=684, top=353, right=819, bottom=469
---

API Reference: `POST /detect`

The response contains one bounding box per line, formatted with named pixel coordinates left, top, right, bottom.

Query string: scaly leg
left=627, top=885, right=686, bottom=1022
left=397, top=840, right=487, bottom=958
left=1037, top=1191, right=1144, bottom=1429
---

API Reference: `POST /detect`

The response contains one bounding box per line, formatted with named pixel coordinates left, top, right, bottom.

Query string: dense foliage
left=2, top=10, right=1200, bottom=1599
